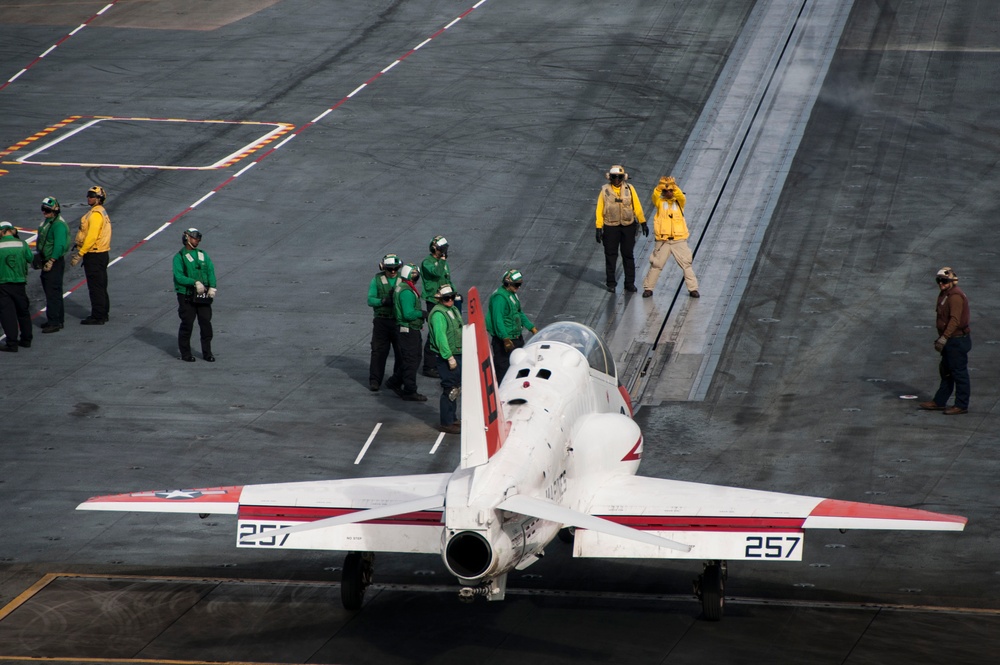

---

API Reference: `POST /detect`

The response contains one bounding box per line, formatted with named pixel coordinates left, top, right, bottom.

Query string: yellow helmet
left=87, top=185, right=106, bottom=202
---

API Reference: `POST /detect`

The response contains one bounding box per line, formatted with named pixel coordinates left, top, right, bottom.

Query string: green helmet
left=502, top=269, right=523, bottom=286
left=380, top=253, right=402, bottom=271
left=399, top=263, right=420, bottom=283
left=430, top=235, right=449, bottom=256
left=41, top=196, right=61, bottom=213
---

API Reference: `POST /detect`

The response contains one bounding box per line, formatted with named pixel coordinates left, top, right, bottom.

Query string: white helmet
left=936, top=266, right=958, bottom=284
left=435, top=284, right=456, bottom=300
left=606, top=164, right=628, bottom=181
left=399, top=263, right=420, bottom=282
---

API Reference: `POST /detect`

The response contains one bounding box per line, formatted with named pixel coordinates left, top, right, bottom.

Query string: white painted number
left=744, top=535, right=801, bottom=559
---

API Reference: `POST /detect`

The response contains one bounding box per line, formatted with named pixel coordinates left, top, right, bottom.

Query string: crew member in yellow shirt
left=641, top=176, right=699, bottom=298
left=595, top=164, right=647, bottom=293
left=70, top=186, right=113, bottom=324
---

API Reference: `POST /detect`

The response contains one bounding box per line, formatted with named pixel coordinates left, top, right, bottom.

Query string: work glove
left=529, top=327, right=538, bottom=334
left=381, top=295, right=392, bottom=307
left=595, top=228, right=603, bottom=244
left=44, top=259, right=54, bottom=272
left=208, top=287, right=217, bottom=298
left=195, top=281, right=206, bottom=295
left=503, top=338, right=514, bottom=353
left=448, top=357, right=458, bottom=370
left=640, top=223, right=649, bottom=237
left=69, top=253, right=82, bottom=267
left=934, top=336, right=947, bottom=353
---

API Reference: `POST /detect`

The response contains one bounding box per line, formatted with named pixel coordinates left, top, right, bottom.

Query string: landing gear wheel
left=696, top=561, right=726, bottom=621
left=341, top=551, right=374, bottom=611
left=557, top=527, right=575, bottom=544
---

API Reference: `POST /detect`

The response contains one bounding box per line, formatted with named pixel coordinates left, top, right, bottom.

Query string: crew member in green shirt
left=172, top=228, right=217, bottom=362
left=428, top=284, right=463, bottom=434
left=486, top=269, right=537, bottom=382
left=35, top=196, right=70, bottom=332
left=421, top=235, right=459, bottom=377
left=0, top=221, right=34, bottom=352
left=367, top=253, right=402, bottom=391
left=386, top=263, right=427, bottom=401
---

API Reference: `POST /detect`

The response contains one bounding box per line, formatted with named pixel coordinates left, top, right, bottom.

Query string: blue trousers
left=933, top=335, right=971, bottom=409
left=435, top=353, right=462, bottom=426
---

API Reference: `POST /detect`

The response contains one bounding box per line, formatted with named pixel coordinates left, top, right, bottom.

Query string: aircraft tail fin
left=460, top=286, right=506, bottom=468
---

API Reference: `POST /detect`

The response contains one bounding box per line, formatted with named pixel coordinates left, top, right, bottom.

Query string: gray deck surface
left=1, top=1, right=997, bottom=663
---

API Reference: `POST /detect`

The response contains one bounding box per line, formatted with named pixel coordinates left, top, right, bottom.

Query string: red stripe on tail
left=466, top=287, right=506, bottom=458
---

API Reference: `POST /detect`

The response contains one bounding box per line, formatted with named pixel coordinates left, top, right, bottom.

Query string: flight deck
left=1, top=1, right=997, bottom=663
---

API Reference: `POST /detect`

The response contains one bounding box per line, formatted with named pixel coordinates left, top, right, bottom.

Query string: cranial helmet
left=380, top=253, right=402, bottom=271
left=41, top=196, right=61, bottom=213
left=430, top=235, right=449, bottom=253
left=435, top=283, right=456, bottom=300
left=400, top=263, right=420, bottom=282
left=502, top=269, right=523, bottom=286
left=936, top=266, right=958, bottom=283
left=87, top=185, right=106, bottom=202
left=183, top=228, right=202, bottom=242
left=606, top=164, right=628, bottom=181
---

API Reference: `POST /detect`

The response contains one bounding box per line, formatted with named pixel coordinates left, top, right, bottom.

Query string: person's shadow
left=133, top=325, right=180, bottom=358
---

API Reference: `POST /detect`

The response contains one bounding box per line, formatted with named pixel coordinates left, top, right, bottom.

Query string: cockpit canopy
left=528, top=321, right=616, bottom=378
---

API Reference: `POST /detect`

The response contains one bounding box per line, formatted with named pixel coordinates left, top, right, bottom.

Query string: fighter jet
left=79, top=287, right=966, bottom=620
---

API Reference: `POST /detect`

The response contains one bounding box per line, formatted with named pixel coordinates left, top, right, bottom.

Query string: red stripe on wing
left=239, top=505, right=444, bottom=527
left=808, top=498, right=967, bottom=524
left=597, top=515, right=806, bottom=532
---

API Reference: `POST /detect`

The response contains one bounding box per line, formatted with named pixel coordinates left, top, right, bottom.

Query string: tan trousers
left=642, top=239, right=699, bottom=292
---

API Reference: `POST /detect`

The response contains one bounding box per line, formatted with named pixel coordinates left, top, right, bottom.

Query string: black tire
left=341, top=551, right=373, bottom=611
left=700, top=563, right=725, bottom=621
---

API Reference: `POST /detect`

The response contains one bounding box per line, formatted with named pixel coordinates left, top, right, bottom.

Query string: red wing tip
left=810, top=498, right=967, bottom=524
left=83, top=485, right=244, bottom=504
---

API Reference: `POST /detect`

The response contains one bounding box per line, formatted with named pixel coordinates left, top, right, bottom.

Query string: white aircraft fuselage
left=442, top=325, right=639, bottom=588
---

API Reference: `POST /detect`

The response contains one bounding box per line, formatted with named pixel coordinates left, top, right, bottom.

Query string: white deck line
left=608, top=0, right=854, bottom=404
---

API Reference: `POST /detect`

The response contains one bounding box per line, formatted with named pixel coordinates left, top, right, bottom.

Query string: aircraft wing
left=78, top=485, right=244, bottom=514
left=572, top=475, right=966, bottom=561
left=78, top=474, right=452, bottom=555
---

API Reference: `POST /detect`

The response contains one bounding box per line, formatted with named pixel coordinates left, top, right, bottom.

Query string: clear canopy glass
left=529, top=321, right=616, bottom=378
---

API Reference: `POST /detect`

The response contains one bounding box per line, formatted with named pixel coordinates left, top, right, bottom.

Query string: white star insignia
left=156, top=489, right=203, bottom=500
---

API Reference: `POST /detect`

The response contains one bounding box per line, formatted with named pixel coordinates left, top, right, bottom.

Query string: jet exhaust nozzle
left=444, top=530, right=494, bottom=580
